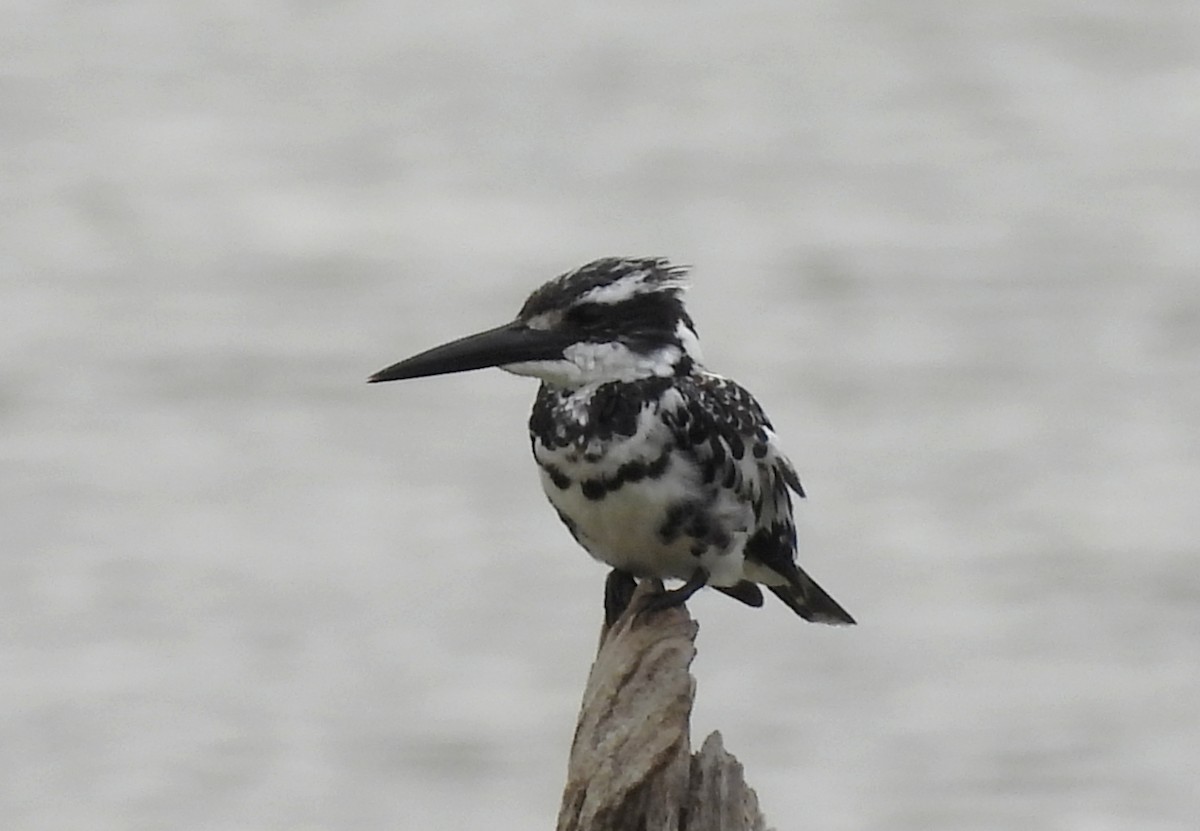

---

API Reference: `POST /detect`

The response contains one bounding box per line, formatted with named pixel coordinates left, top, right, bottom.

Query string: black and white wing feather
left=670, top=372, right=856, bottom=625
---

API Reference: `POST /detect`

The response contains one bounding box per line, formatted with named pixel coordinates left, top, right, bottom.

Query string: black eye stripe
left=561, top=294, right=691, bottom=348
left=567, top=303, right=607, bottom=326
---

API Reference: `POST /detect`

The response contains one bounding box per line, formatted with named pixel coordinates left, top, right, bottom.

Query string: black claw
left=635, top=568, right=709, bottom=619
left=604, top=569, right=638, bottom=627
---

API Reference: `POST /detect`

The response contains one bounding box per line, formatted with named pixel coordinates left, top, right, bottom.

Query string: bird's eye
left=567, top=304, right=606, bottom=328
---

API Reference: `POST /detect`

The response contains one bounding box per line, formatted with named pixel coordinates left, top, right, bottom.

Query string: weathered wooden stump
left=557, top=581, right=770, bottom=831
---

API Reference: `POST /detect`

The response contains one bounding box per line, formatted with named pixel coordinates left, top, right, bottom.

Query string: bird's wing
left=667, top=373, right=855, bottom=624
left=665, top=373, right=804, bottom=582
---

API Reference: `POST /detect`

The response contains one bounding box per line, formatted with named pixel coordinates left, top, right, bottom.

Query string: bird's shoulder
left=663, top=371, right=805, bottom=499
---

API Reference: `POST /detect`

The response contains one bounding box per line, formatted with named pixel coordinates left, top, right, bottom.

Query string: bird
left=369, top=257, right=855, bottom=627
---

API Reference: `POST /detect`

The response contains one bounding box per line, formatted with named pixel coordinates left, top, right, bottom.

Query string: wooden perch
left=557, top=580, right=770, bottom=831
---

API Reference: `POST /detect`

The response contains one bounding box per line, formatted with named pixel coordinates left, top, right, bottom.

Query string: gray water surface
left=4, top=2, right=1199, bottom=829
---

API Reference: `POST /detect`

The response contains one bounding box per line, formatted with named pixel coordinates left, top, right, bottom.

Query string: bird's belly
left=539, top=465, right=747, bottom=585
left=546, top=475, right=697, bottom=578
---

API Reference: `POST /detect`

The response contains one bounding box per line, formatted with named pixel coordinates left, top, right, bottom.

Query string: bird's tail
left=768, top=570, right=856, bottom=625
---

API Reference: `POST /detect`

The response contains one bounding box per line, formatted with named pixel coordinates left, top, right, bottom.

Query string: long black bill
left=368, top=320, right=568, bottom=383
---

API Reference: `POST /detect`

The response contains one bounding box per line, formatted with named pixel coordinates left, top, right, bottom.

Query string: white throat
left=503, top=341, right=684, bottom=387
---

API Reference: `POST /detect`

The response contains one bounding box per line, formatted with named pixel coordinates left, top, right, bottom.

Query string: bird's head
left=369, top=257, right=703, bottom=389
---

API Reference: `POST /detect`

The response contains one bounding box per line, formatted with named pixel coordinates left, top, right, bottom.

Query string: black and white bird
left=369, top=257, right=855, bottom=627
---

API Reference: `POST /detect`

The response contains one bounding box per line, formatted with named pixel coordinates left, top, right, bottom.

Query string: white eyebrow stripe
left=577, top=271, right=652, bottom=305
left=577, top=268, right=690, bottom=306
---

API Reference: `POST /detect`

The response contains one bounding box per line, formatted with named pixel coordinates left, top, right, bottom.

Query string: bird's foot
left=603, top=569, right=638, bottom=628
left=635, top=568, right=709, bottom=621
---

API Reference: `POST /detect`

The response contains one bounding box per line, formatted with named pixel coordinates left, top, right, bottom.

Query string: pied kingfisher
left=369, top=257, right=855, bottom=627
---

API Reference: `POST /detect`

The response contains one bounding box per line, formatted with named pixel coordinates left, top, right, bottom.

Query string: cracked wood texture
left=557, top=581, right=770, bottom=831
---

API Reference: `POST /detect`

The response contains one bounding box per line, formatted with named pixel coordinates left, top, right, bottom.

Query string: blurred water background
left=4, top=2, right=1199, bottom=829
